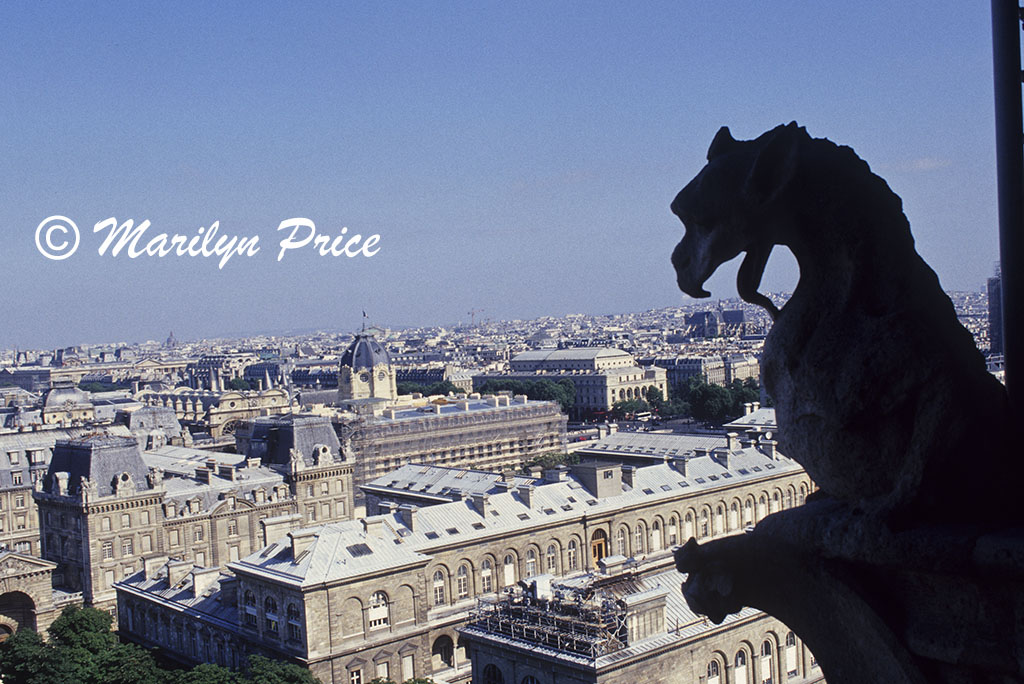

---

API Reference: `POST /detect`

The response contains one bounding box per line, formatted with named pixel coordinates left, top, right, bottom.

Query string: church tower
left=337, top=331, right=397, bottom=402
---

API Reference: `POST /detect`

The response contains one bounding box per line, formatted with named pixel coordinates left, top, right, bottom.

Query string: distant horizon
left=2, top=286, right=990, bottom=354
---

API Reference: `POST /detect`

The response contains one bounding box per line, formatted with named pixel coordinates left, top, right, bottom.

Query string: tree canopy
left=476, top=378, right=575, bottom=413
left=0, top=606, right=320, bottom=684
left=395, top=380, right=463, bottom=397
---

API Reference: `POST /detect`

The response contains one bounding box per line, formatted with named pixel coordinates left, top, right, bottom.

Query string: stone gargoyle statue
left=671, top=122, right=1014, bottom=523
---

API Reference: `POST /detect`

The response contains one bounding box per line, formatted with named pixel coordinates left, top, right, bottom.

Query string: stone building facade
left=33, top=413, right=354, bottom=615
left=139, top=387, right=292, bottom=438
left=475, top=349, right=668, bottom=418
left=340, top=396, right=568, bottom=507
left=116, top=437, right=814, bottom=683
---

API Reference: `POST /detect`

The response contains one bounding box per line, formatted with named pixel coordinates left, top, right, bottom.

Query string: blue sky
left=0, top=2, right=1000, bottom=348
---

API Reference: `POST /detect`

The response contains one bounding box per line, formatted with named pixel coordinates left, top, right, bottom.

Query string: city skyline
left=2, top=3, right=1000, bottom=349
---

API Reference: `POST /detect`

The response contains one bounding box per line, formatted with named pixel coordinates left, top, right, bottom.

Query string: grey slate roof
left=340, top=333, right=391, bottom=370
left=47, top=434, right=150, bottom=497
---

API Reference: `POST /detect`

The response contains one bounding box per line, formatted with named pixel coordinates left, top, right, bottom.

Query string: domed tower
left=338, top=331, right=397, bottom=402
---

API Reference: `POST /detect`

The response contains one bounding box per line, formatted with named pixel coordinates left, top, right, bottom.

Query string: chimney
left=143, top=555, right=169, bottom=580
left=528, top=465, right=543, bottom=478
left=218, top=464, right=236, bottom=481
left=289, top=528, right=318, bottom=560
left=398, top=504, right=418, bottom=531
left=752, top=401, right=760, bottom=412
left=362, top=516, right=384, bottom=537
left=544, top=465, right=569, bottom=483
left=260, top=513, right=302, bottom=546
left=517, top=483, right=534, bottom=508
left=433, top=404, right=442, bottom=414
left=191, top=566, right=221, bottom=598
left=384, top=408, right=396, bottom=419
left=671, top=457, right=688, bottom=477
left=195, top=466, right=212, bottom=484
left=726, top=432, right=740, bottom=451
left=693, top=447, right=709, bottom=460
left=167, top=559, right=193, bottom=587
left=744, top=402, right=753, bottom=415
left=621, top=465, right=636, bottom=488
left=712, top=446, right=732, bottom=469
left=760, top=438, right=777, bottom=460
left=471, top=492, right=489, bottom=516
left=514, top=394, right=529, bottom=404
left=458, top=401, right=470, bottom=411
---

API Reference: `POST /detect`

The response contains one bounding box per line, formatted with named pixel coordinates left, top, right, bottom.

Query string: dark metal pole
left=991, top=0, right=1023, bottom=407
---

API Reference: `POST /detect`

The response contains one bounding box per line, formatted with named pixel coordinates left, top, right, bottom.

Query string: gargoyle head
left=670, top=122, right=805, bottom=316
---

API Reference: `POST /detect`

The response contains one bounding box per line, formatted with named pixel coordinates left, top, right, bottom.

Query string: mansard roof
left=340, top=333, right=391, bottom=370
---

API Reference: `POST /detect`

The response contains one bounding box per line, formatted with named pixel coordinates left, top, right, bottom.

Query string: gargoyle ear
left=744, top=122, right=801, bottom=206
left=707, top=126, right=737, bottom=160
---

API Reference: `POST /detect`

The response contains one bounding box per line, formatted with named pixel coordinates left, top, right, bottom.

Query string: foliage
left=396, top=380, right=463, bottom=396
left=673, top=376, right=761, bottom=425
left=0, top=606, right=322, bottom=684
left=227, top=377, right=254, bottom=391
left=611, top=398, right=651, bottom=418
left=520, top=451, right=579, bottom=474
left=476, top=378, right=575, bottom=413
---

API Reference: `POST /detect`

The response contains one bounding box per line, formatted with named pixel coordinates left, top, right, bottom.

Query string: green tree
left=611, top=398, right=651, bottom=418
left=477, top=379, right=575, bottom=413
left=227, top=377, right=253, bottom=391
left=48, top=606, right=117, bottom=653
left=520, top=451, right=579, bottom=474
left=246, top=655, right=320, bottom=684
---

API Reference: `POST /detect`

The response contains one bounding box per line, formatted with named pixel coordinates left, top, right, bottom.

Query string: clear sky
left=0, top=2, right=1001, bottom=349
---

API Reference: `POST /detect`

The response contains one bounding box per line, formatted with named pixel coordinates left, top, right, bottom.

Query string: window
left=243, top=591, right=257, bottom=626
left=525, top=549, right=537, bottom=577
left=7, top=452, right=18, bottom=465
left=522, top=677, right=540, bottom=684
left=668, top=516, right=678, bottom=545
left=169, top=529, right=180, bottom=546
left=287, top=604, right=302, bottom=640
left=546, top=544, right=557, bottom=573
left=14, top=494, right=24, bottom=508
left=651, top=520, right=662, bottom=551
left=483, top=664, right=504, bottom=684
left=603, top=470, right=614, bottom=479
left=369, top=591, right=389, bottom=628
left=15, top=515, right=25, bottom=530
left=761, top=639, right=774, bottom=684
left=700, top=510, right=709, bottom=537
left=375, top=661, right=389, bottom=681
left=634, top=524, right=644, bottom=554
left=456, top=565, right=469, bottom=600
left=141, top=535, right=152, bottom=552
left=481, top=559, right=493, bottom=593
left=736, top=650, right=747, bottom=667
left=432, top=570, right=446, bottom=605
left=306, top=484, right=314, bottom=497
left=12, top=472, right=22, bottom=486
left=349, top=669, right=362, bottom=684
left=321, top=481, right=330, bottom=495
left=121, top=513, right=131, bottom=528
left=401, top=653, right=415, bottom=681
left=140, top=510, right=150, bottom=525
left=503, top=554, right=516, bottom=586
left=786, top=631, right=798, bottom=677
left=708, top=660, right=721, bottom=684
left=102, top=541, right=114, bottom=560
left=227, top=519, right=238, bottom=536
left=265, top=597, right=278, bottom=634
left=194, top=526, right=204, bottom=542
left=567, top=540, right=578, bottom=571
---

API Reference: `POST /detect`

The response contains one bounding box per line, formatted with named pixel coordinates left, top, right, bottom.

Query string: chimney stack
left=289, top=528, right=318, bottom=560
left=516, top=483, right=534, bottom=509
left=621, top=465, right=636, bottom=488
left=398, top=504, right=419, bottom=531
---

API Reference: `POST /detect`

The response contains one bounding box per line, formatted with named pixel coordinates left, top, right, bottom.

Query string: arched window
left=546, top=544, right=557, bottom=574
left=772, top=491, right=781, bottom=512
left=786, top=488, right=795, bottom=508
left=432, top=635, right=454, bottom=670
left=634, top=524, right=644, bottom=554
left=432, top=569, right=446, bottom=605
left=785, top=631, right=798, bottom=677
left=264, top=597, right=278, bottom=634
left=760, top=639, right=774, bottom=684
left=287, top=603, right=302, bottom=640
left=456, top=564, right=470, bottom=600
left=503, top=553, right=516, bottom=586
left=668, top=515, right=678, bottom=545
left=684, top=511, right=695, bottom=540
left=567, top=540, right=579, bottom=570
left=243, top=590, right=256, bottom=627
left=650, top=520, right=662, bottom=551
left=481, top=559, right=493, bottom=593
left=616, top=528, right=627, bottom=556
left=368, top=591, right=389, bottom=628
left=483, top=664, right=504, bottom=684
left=525, top=549, right=537, bottom=577
left=736, top=650, right=747, bottom=667
left=730, top=502, right=740, bottom=528
left=707, top=660, right=721, bottom=684
left=700, top=510, right=709, bottom=537
left=521, top=677, right=540, bottom=684
left=715, top=505, right=725, bottom=533
left=744, top=499, right=754, bottom=524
